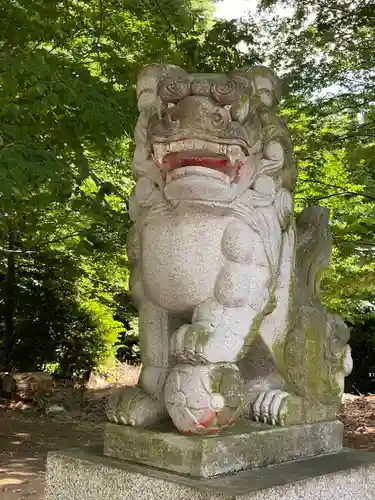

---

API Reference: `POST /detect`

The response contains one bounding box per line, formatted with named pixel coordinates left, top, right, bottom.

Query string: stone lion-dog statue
left=107, top=64, right=352, bottom=435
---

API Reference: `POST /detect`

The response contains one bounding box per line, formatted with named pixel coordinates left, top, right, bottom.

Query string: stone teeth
left=155, top=140, right=246, bottom=164
left=153, top=144, right=162, bottom=155
left=237, top=146, right=245, bottom=158
left=227, top=145, right=246, bottom=165
left=153, top=144, right=165, bottom=163
left=229, top=145, right=237, bottom=156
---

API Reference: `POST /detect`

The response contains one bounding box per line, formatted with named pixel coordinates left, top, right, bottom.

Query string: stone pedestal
left=104, top=420, right=344, bottom=477
left=45, top=447, right=375, bottom=500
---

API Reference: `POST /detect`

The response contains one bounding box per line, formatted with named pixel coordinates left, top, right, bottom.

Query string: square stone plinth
left=104, top=420, right=343, bottom=477
left=45, top=447, right=375, bottom=500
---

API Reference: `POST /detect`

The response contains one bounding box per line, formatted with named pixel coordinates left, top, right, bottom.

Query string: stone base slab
left=104, top=419, right=343, bottom=477
left=45, top=447, right=375, bottom=500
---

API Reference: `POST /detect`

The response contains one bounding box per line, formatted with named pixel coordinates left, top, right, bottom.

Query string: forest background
left=0, top=0, right=374, bottom=392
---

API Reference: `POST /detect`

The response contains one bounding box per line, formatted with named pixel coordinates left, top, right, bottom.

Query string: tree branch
left=334, top=237, right=375, bottom=248
left=94, top=0, right=106, bottom=75
left=145, top=0, right=180, bottom=48
left=300, top=179, right=375, bottom=201
left=0, top=247, right=36, bottom=255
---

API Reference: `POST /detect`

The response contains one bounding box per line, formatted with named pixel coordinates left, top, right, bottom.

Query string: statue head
left=133, top=64, right=295, bottom=206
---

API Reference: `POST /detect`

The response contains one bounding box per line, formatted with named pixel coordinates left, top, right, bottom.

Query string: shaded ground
left=1, top=387, right=374, bottom=499
left=0, top=363, right=140, bottom=499
left=0, top=413, right=104, bottom=499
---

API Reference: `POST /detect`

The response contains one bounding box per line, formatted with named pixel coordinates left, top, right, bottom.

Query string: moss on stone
left=236, top=311, right=265, bottom=362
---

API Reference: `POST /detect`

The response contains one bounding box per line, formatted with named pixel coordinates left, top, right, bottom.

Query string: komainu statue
left=107, top=64, right=352, bottom=435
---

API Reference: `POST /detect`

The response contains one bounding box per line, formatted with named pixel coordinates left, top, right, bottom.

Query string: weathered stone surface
left=45, top=448, right=375, bottom=500
left=107, top=62, right=353, bottom=435
left=104, top=420, right=343, bottom=477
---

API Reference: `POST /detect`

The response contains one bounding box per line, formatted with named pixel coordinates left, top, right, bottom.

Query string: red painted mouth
left=165, top=151, right=230, bottom=171
left=160, top=151, right=238, bottom=179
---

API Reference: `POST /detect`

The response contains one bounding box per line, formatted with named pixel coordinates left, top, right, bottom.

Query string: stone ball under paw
left=164, top=362, right=244, bottom=435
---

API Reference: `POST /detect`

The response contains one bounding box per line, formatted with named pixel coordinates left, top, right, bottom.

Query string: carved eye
left=211, top=80, right=238, bottom=104
left=168, top=81, right=184, bottom=92
left=212, top=112, right=224, bottom=125
left=159, top=77, right=191, bottom=103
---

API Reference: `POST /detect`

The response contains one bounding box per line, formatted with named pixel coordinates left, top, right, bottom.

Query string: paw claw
left=185, top=350, right=196, bottom=362
left=250, top=390, right=291, bottom=426
left=108, top=386, right=167, bottom=427
left=171, top=324, right=211, bottom=362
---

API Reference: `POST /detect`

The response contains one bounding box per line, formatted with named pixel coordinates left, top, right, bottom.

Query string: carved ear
left=136, top=63, right=186, bottom=112
left=136, top=64, right=170, bottom=112
left=234, top=65, right=282, bottom=105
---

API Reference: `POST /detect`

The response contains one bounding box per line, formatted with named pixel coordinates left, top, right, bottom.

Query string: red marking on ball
left=198, top=410, right=216, bottom=428
left=180, top=410, right=217, bottom=435
left=182, top=429, right=194, bottom=435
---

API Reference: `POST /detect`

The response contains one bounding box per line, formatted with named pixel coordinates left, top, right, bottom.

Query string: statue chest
left=140, top=211, right=231, bottom=312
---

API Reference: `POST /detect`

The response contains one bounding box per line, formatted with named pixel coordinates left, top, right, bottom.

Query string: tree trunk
left=3, top=230, right=16, bottom=369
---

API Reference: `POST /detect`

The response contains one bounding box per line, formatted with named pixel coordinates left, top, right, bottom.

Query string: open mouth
left=152, top=139, right=247, bottom=183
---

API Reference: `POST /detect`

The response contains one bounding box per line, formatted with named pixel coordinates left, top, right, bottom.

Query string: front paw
left=250, top=389, right=297, bottom=426
left=170, top=324, right=211, bottom=363
left=106, top=386, right=167, bottom=427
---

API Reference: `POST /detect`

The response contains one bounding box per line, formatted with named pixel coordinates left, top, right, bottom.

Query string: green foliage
left=0, top=0, right=256, bottom=373
left=1, top=0, right=374, bottom=376
left=253, top=0, right=375, bottom=320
